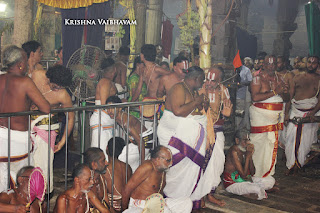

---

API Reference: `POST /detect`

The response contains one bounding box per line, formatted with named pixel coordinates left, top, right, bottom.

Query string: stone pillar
left=40, top=5, right=56, bottom=59
left=211, top=0, right=238, bottom=64
left=135, top=0, right=147, bottom=52
left=13, top=0, right=33, bottom=47
left=273, top=0, right=299, bottom=58
left=145, top=0, right=163, bottom=45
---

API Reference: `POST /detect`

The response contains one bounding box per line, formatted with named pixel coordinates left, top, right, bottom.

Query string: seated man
left=122, top=145, right=192, bottom=213
left=54, top=164, right=112, bottom=213
left=83, top=148, right=115, bottom=212
left=223, top=129, right=275, bottom=200
left=104, top=137, right=132, bottom=212
left=0, top=166, right=46, bottom=213
left=106, top=96, right=154, bottom=172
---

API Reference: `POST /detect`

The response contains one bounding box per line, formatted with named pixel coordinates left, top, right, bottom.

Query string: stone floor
left=49, top=147, right=320, bottom=213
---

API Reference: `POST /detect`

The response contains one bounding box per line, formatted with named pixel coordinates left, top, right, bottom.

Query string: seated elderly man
left=122, top=145, right=192, bottom=213
left=223, top=129, right=275, bottom=200
left=0, top=166, right=46, bottom=213
left=54, top=164, right=112, bottom=213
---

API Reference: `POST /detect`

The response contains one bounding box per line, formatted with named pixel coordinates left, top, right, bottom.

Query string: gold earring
left=19, top=66, right=22, bottom=70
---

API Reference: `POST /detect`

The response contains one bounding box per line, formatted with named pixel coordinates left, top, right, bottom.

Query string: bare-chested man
left=276, top=56, right=294, bottom=148
left=158, top=66, right=219, bottom=210
left=122, top=145, right=192, bottom=213
left=250, top=55, right=289, bottom=183
left=0, top=46, right=50, bottom=192
left=91, top=58, right=118, bottom=153
left=105, top=96, right=154, bottom=172
left=83, top=148, right=115, bottom=213
left=157, top=56, right=188, bottom=98
left=139, top=44, right=171, bottom=98
left=104, top=137, right=132, bottom=212
left=54, top=164, right=111, bottom=213
left=22, top=41, right=43, bottom=77
left=284, top=56, right=320, bottom=175
left=114, top=46, right=130, bottom=90
left=0, top=166, right=46, bottom=213
left=252, top=57, right=265, bottom=77
left=31, top=65, right=74, bottom=194
left=223, top=129, right=275, bottom=200
left=95, top=58, right=118, bottom=106
left=198, top=66, right=233, bottom=207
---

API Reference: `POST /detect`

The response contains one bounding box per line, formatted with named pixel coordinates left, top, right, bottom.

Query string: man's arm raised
left=122, top=162, right=152, bottom=210
left=55, top=90, right=75, bottom=153
left=25, top=77, right=50, bottom=114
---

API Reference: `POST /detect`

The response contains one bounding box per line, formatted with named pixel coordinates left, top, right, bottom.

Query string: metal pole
left=28, top=115, right=31, bottom=165
left=81, top=101, right=86, bottom=163
left=125, top=106, right=130, bottom=184
left=153, top=104, right=157, bottom=148
left=47, top=113, right=51, bottom=212
left=7, top=117, right=10, bottom=189
left=64, top=112, right=69, bottom=190
left=140, top=106, right=143, bottom=165
left=111, top=107, right=116, bottom=207
left=98, top=109, right=101, bottom=148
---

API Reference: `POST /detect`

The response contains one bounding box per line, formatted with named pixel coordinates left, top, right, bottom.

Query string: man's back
left=0, top=73, right=49, bottom=130
left=96, top=78, right=117, bottom=105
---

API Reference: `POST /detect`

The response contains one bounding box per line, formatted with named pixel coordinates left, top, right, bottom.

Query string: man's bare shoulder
left=0, top=189, right=14, bottom=203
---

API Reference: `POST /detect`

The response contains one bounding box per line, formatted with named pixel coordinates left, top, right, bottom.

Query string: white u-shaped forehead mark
left=269, top=58, right=273, bottom=64
left=311, top=57, right=315, bottom=63
left=207, top=72, right=211, bottom=80
left=211, top=73, right=215, bottom=81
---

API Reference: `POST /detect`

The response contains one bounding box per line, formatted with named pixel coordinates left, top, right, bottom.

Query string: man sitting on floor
left=223, top=129, right=275, bottom=200
left=0, top=166, right=46, bottom=213
left=54, top=164, right=112, bottom=213
left=122, top=145, right=192, bottom=213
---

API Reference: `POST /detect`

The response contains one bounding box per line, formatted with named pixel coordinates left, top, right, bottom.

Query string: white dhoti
left=123, top=196, right=193, bottom=213
left=32, top=115, right=59, bottom=193
left=285, top=97, right=320, bottom=169
left=0, top=127, right=33, bottom=192
left=158, top=110, right=220, bottom=209
left=90, top=110, right=114, bottom=158
left=118, top=128, right=154, bottom=172
left=250, top=96, right=284, bottom=178
left=223, top=171, right=274, bottom=200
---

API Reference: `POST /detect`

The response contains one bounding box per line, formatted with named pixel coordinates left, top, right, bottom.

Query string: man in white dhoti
left=250, top=55, right=289, bottom=183
left=122, top=145, right=193, bottom=213
left=284, top=56, right=320, bottom=175
left=0, top=46, right=50, bottom=192
left=94, top=96, right=154, bottom=172
left=223, top=129, right=275, bottom=200
left=198, top=66, right=233, bottom=207
left=158, top=66, right=216, bottom=210
left=31, top=65, right=74, bottom=193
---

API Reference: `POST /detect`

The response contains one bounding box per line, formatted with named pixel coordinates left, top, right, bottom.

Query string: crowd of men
left=0, top=41, right=319, bottom=213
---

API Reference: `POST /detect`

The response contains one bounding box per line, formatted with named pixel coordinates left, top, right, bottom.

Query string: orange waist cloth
left=253, top=102, right=283, bottom=111
left=251, top=123, right=283, bottom=134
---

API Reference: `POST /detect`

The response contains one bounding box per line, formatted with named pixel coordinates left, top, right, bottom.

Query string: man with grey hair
left=0, top=45, right=50, bottom=193
left=223, top=129, right=275, bottom=200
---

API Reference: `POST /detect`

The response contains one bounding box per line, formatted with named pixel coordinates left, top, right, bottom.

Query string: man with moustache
left=83, top=148, right=115, bottom=212
left=250, top=55, right=289, bottom=184
left=122, top=145, right=192, bottom=213
left=223, top=129, right=275, bottom=200
left=158, top=66, right=213, bottom=210
left=252, top=57, right=265, bottom=77
left=276, top=56, right=294, bottom=149
left=157, top=56, right=189, bottom=98
left=198, top=66, right=232, bottom=207
left=284, top=56, right=320, bottom=175
left=54, top=164, right=112, bottom=213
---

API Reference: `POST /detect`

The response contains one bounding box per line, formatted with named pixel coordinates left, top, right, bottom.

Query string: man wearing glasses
left=223, top=129, right=275, bottom=200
